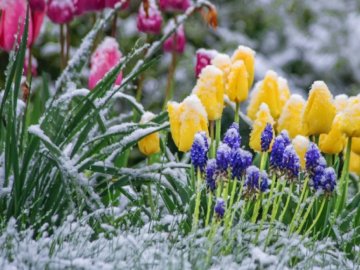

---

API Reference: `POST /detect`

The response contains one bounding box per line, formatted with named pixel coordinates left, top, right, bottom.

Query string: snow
left=181, top=94, right=207, bottom=120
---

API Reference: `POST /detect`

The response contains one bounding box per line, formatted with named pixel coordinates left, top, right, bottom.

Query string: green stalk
left=215, top=118, right=221, bottom=150
left=234, top=102, right=240, bottom=124
left=289, top=177, right=309, bottom=232
left=295, top=197, right=316, bottom=234
left=192, top=168, right=202, bottom=232
left=260, top=152, right=268, bottom=171
left=279, top=183, right=294, bottom=222
left=224, top=179, right=237, bottom=233
left=255, top=174, right=277, bottom=243
left=303, top=198, right=326, bottom=238
left=210, top=121, right=215, bottom=158
left=251, top=193, right=262, bottom=223
left=228, top=179, right=244, bottom=229
left=335, top=137, right=352, bottom=216
left=205, top=192, right=213, bottom=227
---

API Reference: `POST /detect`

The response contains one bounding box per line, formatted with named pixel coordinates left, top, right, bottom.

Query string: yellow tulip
left=292, top=135, right=310, bottom=169
left=340, top=95, right=360, bottom=137
left=192, top=65, right=224, bottom=121
left=138, top=112, right=161, bottom=156
left=350, top=151, right=360, bottom=175
left=302, top=81, right=336, bottom=136
left=352, top=137, right=360, bottom=155
left=231, top=45, right=255, bottom=87
left=277, top=94, right=306, bottom=138
left=334, top=94, right=348, bottom=112
left=247, top=70, right=282, bottom=120
left=249, top=103, right=275, bottom=152
left=278, top=77, right=291, bottom=110
left=167, top=95, right=208, bottom=152
left=319, top=114, right=347, bottom=154
left=226, top=60, right=249, bottom=103
left=211, top=53, right=232, bottom=85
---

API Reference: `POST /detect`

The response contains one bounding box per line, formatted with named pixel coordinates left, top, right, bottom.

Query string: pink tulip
left=0, top=0, right=34, bottom=52
left=29, top=0, right=46, bottom=11
left=163, top=24, right=186, bottom=54
left=136, top=0, right=163, bottom=34
left=89, top=37, right=123, bottom=90
left=195, top=49, right=217, bottom=77
left=47, top=0, right=75, bottom=24
left=159, top=0, right=191, bottom=12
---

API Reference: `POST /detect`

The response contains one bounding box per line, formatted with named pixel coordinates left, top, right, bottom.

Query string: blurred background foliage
left=1, top=0, right=360, bottom=112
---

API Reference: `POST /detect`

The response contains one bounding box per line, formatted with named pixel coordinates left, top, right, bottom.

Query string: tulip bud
left=302, top=81, right=336, bottom=136
left=138, top=112, right=161, bottom=156
left=352, top=137, right=360, bottom=155
left=159, top=0, right=191, bottom=12
left=211, top=53, right=231, bottom=85
left=137, top=0, right=162, bottom=34
left=226, top=60, right=249, bottom=103
left=292, top=135, right=310, bottom=169
left=247, top=70, right=282, bottom=120
left=334, top=94, right=348, bottom=112
left=167, top=95, right=208, bottom=152
left=340, top=95, right=360, bottom=137
left=0, top=0, right=34, bottom=51
left=231, top=45, right=255, bottom=87
left=249, top=103, right=275, bottom=152
left=319, top=114, right=347, bottom=154
left=29, top=0, right=46, bottom=11
left=195, top=49, right=217, bottom=78
left=192, top=65, right=225, bottom=121
left=163, top=24, right=186, bottom=54
left=350, top=151, right=360, bottom=175
left=277, top=94, right=306, bottom=138
left=89, top=37, right=123, bottom=90
left=47, top=0, right=75, bottom=24
left=278, top=77, right=291, bottom=109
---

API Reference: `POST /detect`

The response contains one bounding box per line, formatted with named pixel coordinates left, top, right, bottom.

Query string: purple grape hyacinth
left=282, top=145, right=301, bottom=180
left=230, top=148, right=252, bottom=180
left=244, top=166, right=269, bottom=194
left=206, top=159, right=217, bottom=192
left=311, top=166, right=337, bottom=193
left=305, top=143, right=326, bottom=176
left=190, top=132, right=209, bottom=172
left=223, top=123, right=241, bottom=149
left=214, top=198, right=225, bottom=219
left=216, top=143, right=232, bottom=172
left=270, top=131, right=291, bottom=171
left=261, top=123, right=274, bottom=152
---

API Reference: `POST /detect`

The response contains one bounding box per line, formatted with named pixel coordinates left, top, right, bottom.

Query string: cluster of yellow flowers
left=138, top=44, right=360, bottom=176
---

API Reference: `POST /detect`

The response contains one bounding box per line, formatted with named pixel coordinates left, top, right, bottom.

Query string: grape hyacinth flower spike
left=244, top=166, right=269, bottom=197
left=269, top=131, right=291, bottom=173
left=305, top=142, right=326, bottom=176
left=261, top=123, right=274, bottom=152
left=282, top=144, right=301, bottom=181
left=206, top=159, right=217, bottom=192
left=190, top=132, right=210, bottom=173
left=230, top=148, right=252, bottom=180
left=223, top=123, right=241, bottom=149
left=214, top=198, right=225, bottom=219
left=216, top=143, right=232, bottom=173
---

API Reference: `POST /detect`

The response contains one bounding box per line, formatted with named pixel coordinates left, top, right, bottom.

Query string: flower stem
left=295, top=197, right=316, bottom=234
left=215, top=118, right=221, bottom=150
left=335, top=137, right=352, bottom=216
left=205, top=192, right=213, bottom=227
left=279, top=183, right=294, bottom=222
left=260, top=152, right=268, bottom=171
left=289, top=177, right=309, bottom=232
left=210, top=121, right=215, bottom=158
left=303, top=198, right=326, bottom=238
left=234, top=102, right=240, bottom=124
left=251, top=193, right=262, bottom=223
left=60, top=24, right=65, bottom=70
left=192, top=168, right=202, bottom=232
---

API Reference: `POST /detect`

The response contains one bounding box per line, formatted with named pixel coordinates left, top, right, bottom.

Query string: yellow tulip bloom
left=351, top=137, right=360, bottom=155
left=138, top=112, right=161, bottom=156
left=247, top=70, right=282, bottom=120
left=350, top=151, right=360, bottom=175
left=249, top=103, right=275, bottom=152
left=231, top=45, right=255, bottom=87
left=334, top=94, right=348, bottom=112
left=278, top=77, right=291, bottom=110
left=192, top=65, right=224, bottom=121
left=167, top=95, right=208, bottom=152
left=340, top=95, right=360, bottom=137
left=319, top=114, right=347, bottom=154
left=292, top=135, right=310, bottom=169
left=226, top=60, right=249, bottom=103
left=211, top=53, right=232, bottom=85
left=302, top=81, right=336, bottom=136
left=277, top=94, right=306, bottom=138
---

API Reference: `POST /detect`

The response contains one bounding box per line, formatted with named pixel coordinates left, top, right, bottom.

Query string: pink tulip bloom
left=29, top=0, right=46, bottom=11
left=159, top=0, right=191, bottom=12
left=89, top=37, right=123, bottom=90
left=136, top=0, right=163, bottom=34
left=0, top=0, right=34, bottom=52
left=163, top=24, right=186, bottom=54
left=47, top=0, right=75, bottom=24
left=195, top=49, right=218, bottom=77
